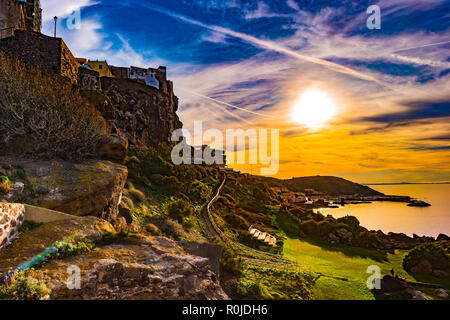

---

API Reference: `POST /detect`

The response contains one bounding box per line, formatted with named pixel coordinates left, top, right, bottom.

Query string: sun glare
left=292, top=90, right=337, bottom=129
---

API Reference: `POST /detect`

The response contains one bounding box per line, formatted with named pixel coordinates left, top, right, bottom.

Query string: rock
left=33, top=235, right=228, bottom=300
left=0, top=158, right=127, bottom=222
left=83, top=77, right=182, bottom=148
left=327, top=233, right=340, bottom=244
left=98, top=134, right=128, bottom=163
left=336, top=228, right=353, bottom=244
left=409, top=259, right=433, bottom=275
left=373, top=275, right=429, bottom=300
left=118, top=205, right=133, bottom=224
left=437, top=233, right=450, bottom=241
left=435, top=288, right=449, bottom=298
left=178, top=241, right=223, bottom=279
left=0, top=203, right=25, bottom=250
left=0, top=216, right=115, bottom=274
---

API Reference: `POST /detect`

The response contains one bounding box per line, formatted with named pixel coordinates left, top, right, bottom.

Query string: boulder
left=34, top=236, right=228, bottom=300
left=98, top=134, right=128, bottom=163
left=435, top=288, right=449, bottom=298
left=0, top=158, right=127, bottom=222
left=409, top=259, right=433, bottom=275
left=372, top=275, right=429, bottom=300
left=0, top=216, right=115, bottom=274
left=327, top=233, right=340, bottom=244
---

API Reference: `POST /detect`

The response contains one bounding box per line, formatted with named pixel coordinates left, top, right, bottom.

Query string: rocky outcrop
left=43, top=237, right=228, bottom=300
left=372, top=275, right=429, bottom=300
left=0, top=158, right=127, bottom=222
left=0, top=216, right=114, bottom=273
left=82, top=77, right=182, bottom=149
left=0, top=203, right=25, bottom=250
left=1, top=217, right=228, bottom=300
left=403, top=243, right=449, bottom=278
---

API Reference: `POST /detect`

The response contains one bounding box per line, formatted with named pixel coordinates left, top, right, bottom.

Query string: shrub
left=403, top=243, right=449, bottom=275
left=18, top=220, right=44, bottom=233
left=167, top=199, right=193, bottom=223
left=0, top=180, right=10, bottom=194
left=144, top=223, right=162, bottom=236
left=220, top=245, right=242, bottom=274
left=0, top=53, right=107, bottom=160
left=337, top=215, right=360, bottom=232
left=129, top=186, right=146, bottom=203
left=0, top=272, right=50, bottom=300
left=225, top=214, right=250, bottom=230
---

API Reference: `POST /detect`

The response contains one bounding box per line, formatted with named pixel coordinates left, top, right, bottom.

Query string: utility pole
left=53, top=16, right=58, bottom=37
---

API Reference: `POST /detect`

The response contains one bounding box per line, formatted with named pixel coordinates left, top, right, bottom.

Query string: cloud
left=41, top=0, right=99, bottom=22
left=128, top=0, right=384, bottom=85
left=359, top=97, right=450, bottom=123
left=244, top=1, right=291, bottom=19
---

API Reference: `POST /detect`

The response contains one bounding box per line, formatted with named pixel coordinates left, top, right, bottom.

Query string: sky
left=40, top=0, right=450, bottom=183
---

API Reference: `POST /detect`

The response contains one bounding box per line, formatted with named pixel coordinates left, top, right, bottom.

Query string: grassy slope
left=277, top=211, right=449, bottom=300
left=260, top=175, right=383, bottom=196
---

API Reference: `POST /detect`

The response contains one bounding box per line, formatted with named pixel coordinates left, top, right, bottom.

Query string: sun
left=292, top=90, right=337, bottom=129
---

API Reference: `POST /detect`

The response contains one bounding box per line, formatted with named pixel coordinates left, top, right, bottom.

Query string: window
left=99, top=65, right=103, bottom=69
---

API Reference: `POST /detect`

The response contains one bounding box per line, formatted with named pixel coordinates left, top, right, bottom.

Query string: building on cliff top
left=110, top=65, right=168, bottom=91
left=86, top=60, right=114, bottom=78
left=0, top=0, right=41, bottom=39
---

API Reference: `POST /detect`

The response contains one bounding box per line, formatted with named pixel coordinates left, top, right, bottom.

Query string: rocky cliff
left=81, top=77, right=182, bottom=151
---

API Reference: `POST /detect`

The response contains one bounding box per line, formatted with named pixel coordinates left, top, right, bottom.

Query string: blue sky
left=40, top=0, right=450, bottom=182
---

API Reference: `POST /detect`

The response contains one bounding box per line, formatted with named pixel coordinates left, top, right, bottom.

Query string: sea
left=319, top=184, right=450, bottom=238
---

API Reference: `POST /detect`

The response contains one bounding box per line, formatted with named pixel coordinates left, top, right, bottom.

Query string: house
left=0, top=0, right=41, bottom=39
left=110, top=65, right=169, bottom=92
left=87, top=60, right=114, bottom=78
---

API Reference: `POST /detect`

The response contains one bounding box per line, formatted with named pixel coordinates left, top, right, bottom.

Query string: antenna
left=53, top=16, right=58, bottom=37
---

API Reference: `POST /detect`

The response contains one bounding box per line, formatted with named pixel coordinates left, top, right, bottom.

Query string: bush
left=403, top=243, right=449, bottom=275
left=0, top=53, right=107, bottom=160
left=144, top=223, right=162, bottom=236
left=225, top=214, right=250, bottom=230
left=0, top=180, right=10, bottom=194
left=129, top=186, right=146, bottom=203
left=18, top=220, right=44, bottom=233
left=167, top=199, right=193, bottom=223
left=337, top=215, right=360, bottom=232
left=0, top=272, right=50, bottom=300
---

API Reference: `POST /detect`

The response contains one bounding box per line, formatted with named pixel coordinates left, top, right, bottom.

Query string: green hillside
left=259, top=176, right=383, bottom=196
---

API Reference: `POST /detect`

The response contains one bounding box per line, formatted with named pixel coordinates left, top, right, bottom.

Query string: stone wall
left=0, top=0, right=23, bottom=39
left=59, top=39, right=79, bottom=83
left=0, top=203, right=25, bottom=250
left=0, top=30, right=78, bottom=84
left=78, top=66, right=100, bottom=91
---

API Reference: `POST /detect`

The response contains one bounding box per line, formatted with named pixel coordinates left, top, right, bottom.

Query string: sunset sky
left=40, top=0, right=450, bottom=183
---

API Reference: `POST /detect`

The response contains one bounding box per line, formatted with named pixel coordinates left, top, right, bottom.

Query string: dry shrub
left=0, top=53, right=107, bottom=161
left=0, top=180, right=10, bottom=194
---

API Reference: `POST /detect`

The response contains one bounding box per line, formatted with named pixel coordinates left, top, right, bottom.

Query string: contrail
left=393, top=41, right=450, bottom=53
left=131, top=1, right=383, bottom=85
left=179, top=88, right=275, bottom=121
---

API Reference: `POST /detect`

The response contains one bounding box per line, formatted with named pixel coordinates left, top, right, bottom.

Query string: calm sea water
left=319, top=184, right=450, bottom=238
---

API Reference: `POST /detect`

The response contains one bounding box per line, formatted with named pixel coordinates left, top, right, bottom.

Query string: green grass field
left=277, top=211, right=449, bottom=300
left=283, top=237, right=411, bottom=300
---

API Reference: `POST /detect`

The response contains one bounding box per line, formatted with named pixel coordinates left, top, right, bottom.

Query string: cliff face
left=81, top=77, right=182, bottom=149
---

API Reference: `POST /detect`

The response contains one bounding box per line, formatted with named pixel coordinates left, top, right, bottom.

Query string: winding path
left=203, top=174, right=309, bottom=270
